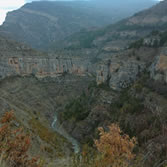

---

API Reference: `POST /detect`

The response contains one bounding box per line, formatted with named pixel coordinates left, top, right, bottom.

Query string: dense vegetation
left=63, top=29, right=107, bottom=49
left=61, top=90, right=95, bottom=121
left=58, top=72, right=167, bottom=167
left=129, top=30, right=167, bottom=49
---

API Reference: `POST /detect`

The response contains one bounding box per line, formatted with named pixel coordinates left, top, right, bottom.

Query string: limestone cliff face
left=0, top=35, right=161, bottom=91
left=0, top=56, right=93, bottom=80
left=0, top=35, right=94, bottom=80
left=96, top=58, right=145, bottom=90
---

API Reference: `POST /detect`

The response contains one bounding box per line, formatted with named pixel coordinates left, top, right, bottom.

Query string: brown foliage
left=94, top=124, right=137, bottom=167
left=0, top=111, right=39, bottom=167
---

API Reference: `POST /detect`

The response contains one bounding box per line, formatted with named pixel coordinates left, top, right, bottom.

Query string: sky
left=0, top=0, right=162, bottom=25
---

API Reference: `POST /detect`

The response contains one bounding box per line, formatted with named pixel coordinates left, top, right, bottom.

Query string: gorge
left=0, top=0, right=167, bottom=166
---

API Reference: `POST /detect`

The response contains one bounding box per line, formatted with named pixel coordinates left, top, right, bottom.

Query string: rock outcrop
left=0, top=35, right=94, bottom=80
left=0, top=56, right=93, bottom=80
left=150, top=47, right=167, bottom=83
left=97, top=58, right=146, bottom=90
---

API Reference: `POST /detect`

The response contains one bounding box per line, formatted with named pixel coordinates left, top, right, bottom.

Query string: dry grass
left=29, top=118, right=71, bottom=157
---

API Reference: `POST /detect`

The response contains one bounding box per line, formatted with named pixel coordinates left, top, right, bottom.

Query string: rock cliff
left=0, top=56, right=93, bottom=80
left=96, top=47, right=158, bottom=90
left=0, top=35, right=94, bottom=80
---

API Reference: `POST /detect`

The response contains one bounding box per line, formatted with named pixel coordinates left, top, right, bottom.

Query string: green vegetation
left=110, top=88, right=144, bottom=115
left=61, top=81, right=112, bottom=123
left=128, top=30, right=167, bottom=49
left=159, top=31, right=167, bottom=46
left=110, top=21, right=154, bottom=32
left=97, top=83, right=111, bottom=91
left=129, top=38, right=144, bottom=49
left=61, top=91, right=94, bottom=121
left=150, top=30, right=160, bottom=36
left=65, top=29, right=106, bottom=49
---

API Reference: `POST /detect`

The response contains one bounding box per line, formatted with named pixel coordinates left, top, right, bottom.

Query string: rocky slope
left=0, top=34, right=96, bottom=165
left=96, top=47, right=157, bottom=90
left=0, top=0, right=156, bottom=50
left=1, top=1, right=167, bottom=166
left=0, top=74, right=93, bottom=166
left=95, top=29, right=167, bottom=90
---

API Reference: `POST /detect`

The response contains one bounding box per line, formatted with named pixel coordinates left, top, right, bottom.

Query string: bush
left=145, top=79, right=167, bottom=97
left=129, top=38, right=144, bottom=49
left=0, top=111, right=40, bottom=167
left=160, top=31, right=167, bottom=46
left=70, top=124, right=137, bottom=167
left=61, top=91, right=94, bottom=122
left=94, top=124, right=137, bottom=167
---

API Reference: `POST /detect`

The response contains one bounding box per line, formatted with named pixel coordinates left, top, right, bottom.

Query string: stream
left=51, top=113, right=80, bottom=153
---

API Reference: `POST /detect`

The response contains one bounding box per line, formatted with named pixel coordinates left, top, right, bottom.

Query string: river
left=51, top=113, right=80, bottom=153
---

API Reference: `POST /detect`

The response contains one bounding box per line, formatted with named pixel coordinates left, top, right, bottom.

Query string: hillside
left=55, top=0, right=167, bottom=52
left=1, top=0, right=167, bottom=166
left=0, top=0, right=156, bottom=50
left=0, top=1, right=110, bottom=50
left=0, top=34, right=95, bottom=166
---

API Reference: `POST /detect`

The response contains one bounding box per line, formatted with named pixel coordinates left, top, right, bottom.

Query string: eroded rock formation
left=0, top=56, right=93, bottom=79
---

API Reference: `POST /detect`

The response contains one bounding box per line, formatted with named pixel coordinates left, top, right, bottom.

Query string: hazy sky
left=0, top=0, right=162, bottom=25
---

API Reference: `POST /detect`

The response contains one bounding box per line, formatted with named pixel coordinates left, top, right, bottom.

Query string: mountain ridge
left=1, top=1, right=167, bottom=166
left=0, top=0, right=157, bottom=50
left=55, top=0, right=167, bottom=52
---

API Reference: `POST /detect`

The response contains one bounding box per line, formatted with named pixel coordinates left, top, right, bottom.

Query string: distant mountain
left=57, top=0, right=167, bottom=51
left=0, top=1, right=108, bottom=50
left=0, top=0, right=156, bottom=50
left=90, top=0, right=157, bottom=20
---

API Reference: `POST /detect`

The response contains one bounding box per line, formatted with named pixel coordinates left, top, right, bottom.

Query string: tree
left=94, top=124, right=137, bottom=167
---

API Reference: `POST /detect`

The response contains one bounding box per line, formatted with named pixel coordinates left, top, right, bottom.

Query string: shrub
left=0, top=111, right=40, bottom=167
left=70, top=124, right=137, bottom=167
left=61, top=91, right=94, bottom=122
left=144, top=79, right=167, bottom=97
left=94, top=124, right=137, bottom=167
left=129, top=39, right=144, bottom=49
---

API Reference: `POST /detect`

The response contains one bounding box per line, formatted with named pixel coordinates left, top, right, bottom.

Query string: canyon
left=0, top=0, right=167, bottom=166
